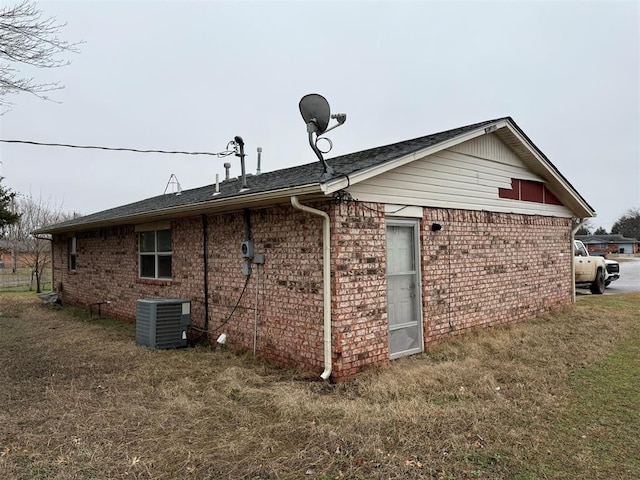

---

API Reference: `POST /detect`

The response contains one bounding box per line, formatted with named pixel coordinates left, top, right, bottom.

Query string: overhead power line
left=0, top=138, right=236, bottom=157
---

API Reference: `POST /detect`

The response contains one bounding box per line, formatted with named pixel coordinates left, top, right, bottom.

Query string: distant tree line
left=574, top=207, right=640, bottom=239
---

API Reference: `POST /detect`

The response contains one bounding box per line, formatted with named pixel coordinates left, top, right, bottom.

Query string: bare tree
left=0, top=1, right=79, bottom=109
left=6, top=194, right=72, bottom=292
left=573, top=218, right=594, bottom=236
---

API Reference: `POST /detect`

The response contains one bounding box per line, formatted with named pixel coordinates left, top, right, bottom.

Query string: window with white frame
left=139, top=229, right=172, bottom=279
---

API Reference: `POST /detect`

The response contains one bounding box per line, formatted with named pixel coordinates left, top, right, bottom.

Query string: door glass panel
left=387, top=275, right=415, bottom=327
left=389, top=324, right=421, bottom=354
left=386, top=221, right=423, bottom=358
left=387, top=226, right=414, bottom=274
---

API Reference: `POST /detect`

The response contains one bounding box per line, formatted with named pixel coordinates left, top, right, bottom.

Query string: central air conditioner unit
left=136, top=298, right=191, bottom=349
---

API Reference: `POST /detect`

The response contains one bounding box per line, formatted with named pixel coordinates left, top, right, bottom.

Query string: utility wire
left=189, top=273, right=252, bottom=336
left=0, top=138, right=235, bottom=157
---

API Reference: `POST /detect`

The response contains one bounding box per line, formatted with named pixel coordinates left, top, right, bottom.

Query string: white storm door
left=386, top=220, right=423, bottom=359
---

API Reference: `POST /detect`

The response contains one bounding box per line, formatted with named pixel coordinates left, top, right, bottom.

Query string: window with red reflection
left=498, top=179, right=520, bottom=200
left=521, top=181, right=544, bottom=203
left=498, top=178, right=563, bottom=206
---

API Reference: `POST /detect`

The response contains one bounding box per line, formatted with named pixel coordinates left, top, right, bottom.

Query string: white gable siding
left=450, top=132, right=522, bottom=167
left=346, top=134, right=574, bottom=217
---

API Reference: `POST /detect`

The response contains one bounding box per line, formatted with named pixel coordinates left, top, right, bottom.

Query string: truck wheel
left=590, top=269, right=605, bottom=295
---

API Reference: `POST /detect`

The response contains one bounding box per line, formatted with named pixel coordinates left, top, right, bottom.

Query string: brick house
left=0, top=239, right=36, bottom=270
left=575, top=234, right=639, bottom=255
left=37, top=117, right=595, bottom=381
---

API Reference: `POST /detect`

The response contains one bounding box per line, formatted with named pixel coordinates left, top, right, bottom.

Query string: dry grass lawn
left=0, top=293, right=638, bottom=479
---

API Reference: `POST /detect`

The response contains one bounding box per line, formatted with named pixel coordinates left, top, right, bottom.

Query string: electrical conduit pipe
left=291, top=196, right=332, bottom=381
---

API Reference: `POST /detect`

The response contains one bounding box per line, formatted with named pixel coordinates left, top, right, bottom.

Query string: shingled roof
left=38, top=118, right=507, bottom=233
left=37, top=116, right=594, bottom=234
left=576, top=234, right=639, bottom=244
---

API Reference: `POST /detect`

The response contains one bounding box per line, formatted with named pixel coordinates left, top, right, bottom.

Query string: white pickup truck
left=590, top=253, right=620, bottom=287
left=574, top=240, right=607, bottom=294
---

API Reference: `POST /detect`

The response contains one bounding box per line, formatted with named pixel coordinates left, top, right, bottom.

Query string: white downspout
left=571, top=218, right=585, bottom=303
left=291, top=196, right=332, bottom=381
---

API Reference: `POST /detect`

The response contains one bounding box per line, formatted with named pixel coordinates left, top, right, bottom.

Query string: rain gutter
left=35, top=184, right=324, bottom=235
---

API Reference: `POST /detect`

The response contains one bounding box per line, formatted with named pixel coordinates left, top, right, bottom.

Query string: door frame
left=386, top=218, right=424, bottom=360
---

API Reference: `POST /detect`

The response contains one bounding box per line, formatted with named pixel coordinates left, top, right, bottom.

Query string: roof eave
left=36, top=183, right=325, bottom=235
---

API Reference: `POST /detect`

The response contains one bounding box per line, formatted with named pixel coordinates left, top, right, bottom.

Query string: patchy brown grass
left=0, top=293, right=638, bottom=480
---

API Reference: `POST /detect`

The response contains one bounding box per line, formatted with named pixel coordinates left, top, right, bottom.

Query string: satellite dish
left=299, top=93, right=347, bottom=181
left=299, top=94, right=331, bottom=134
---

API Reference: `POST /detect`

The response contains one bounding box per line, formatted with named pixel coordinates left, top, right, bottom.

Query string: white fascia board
left=502, top=123, right=595, bottom=217
left=321, top=121, right=509, bottom=195
left=40, top=183, right=324, bottom=234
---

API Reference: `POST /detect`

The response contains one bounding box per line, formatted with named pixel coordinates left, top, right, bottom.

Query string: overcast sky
left=0, top=0, right=638, bottom=231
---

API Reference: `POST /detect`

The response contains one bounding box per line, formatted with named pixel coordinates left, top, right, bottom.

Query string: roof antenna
left=299, top=93, right=347, bottom=181
left=163, top=173, right=182, bottom=195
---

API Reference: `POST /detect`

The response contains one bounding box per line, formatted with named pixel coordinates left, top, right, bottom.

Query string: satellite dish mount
left=226, top=135, right=249, bottom=191
left=299, top=94, right=347, bottom=181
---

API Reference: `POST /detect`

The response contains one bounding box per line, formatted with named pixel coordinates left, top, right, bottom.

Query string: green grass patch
left=0, top=287, right=38, bottom=295
left=520, top=325, right=640, bottom=479
left=0, top=282, right=52, bottom=293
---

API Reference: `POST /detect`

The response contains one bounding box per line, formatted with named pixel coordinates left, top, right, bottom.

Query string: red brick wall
left=205, top=206, right=326, bottom=371
left=0, top=250, right=37, bottom=269
left=51, top=206, right=327, bottom=373
left=51, top=202, right=573, bottom=382
left=421, top=209, right=573, bottom=344
left=587, top=243, right=638, bottom=255
left=326, top=205, right=572, bottom=381
left=331, top=202, right=388, bottom=380
left=52, top=219, right=207, bottom=324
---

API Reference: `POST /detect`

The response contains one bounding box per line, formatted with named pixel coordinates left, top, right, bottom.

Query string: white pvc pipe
left=291, top=196, right=332, bottom=381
